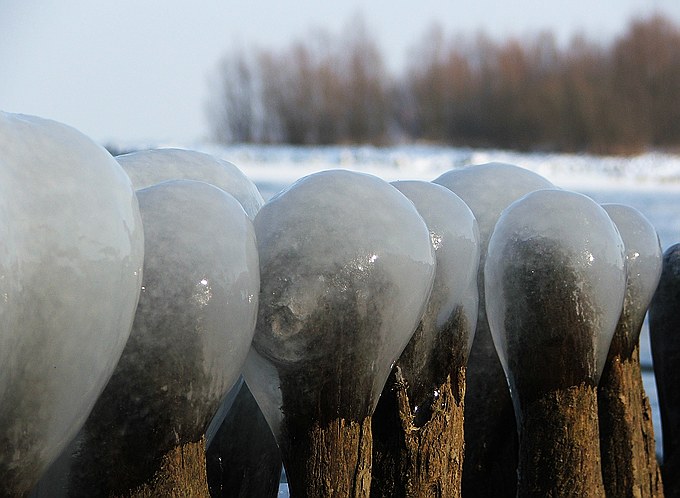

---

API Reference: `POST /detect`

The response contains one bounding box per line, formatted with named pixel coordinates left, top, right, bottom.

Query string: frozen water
left=62, top=180, right=259, bottom=494
left=248, top=170, right=436, bottom=442
left=116, top=147, right=264, bottom=219
left=485, top=189, right=626, bottom=416
left=392, top=180, right=479, bottom=336
left=390, top=180, right=480, bottom=416
left=433, top=162, right=554, bottom=250
left=602, top=204, right=663, bottom=357
left=0, top=112, right=144, bottom=496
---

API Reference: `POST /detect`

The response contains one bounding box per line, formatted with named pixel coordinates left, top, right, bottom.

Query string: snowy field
left=133, top=143, right=679, bottom=494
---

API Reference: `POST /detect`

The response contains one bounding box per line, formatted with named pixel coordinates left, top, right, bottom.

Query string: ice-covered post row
left=598, top=204, right=664, bottom=497
left=0, top=113, right=145, bottom=497
left=244, top=170, right=436, bottom=497
left=651, top=244, right=680, bottom=497
left=485, top=189, right=626, bottom=496
left=432, top=163, right=553, bottom=497
left=371, top=181, right=479, bottom=498
left=1, top=110, right=675, bottom=497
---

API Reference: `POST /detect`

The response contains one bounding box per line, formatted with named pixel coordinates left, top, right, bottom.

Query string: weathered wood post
left=650, top=243, right=680, bottom=497
left=245, top=171, right=436, bottom=497
left=433, top=162, right=553, bottom=497
left=485, top=189, right=626, bottom=496
left=599, top=203, right=664, bottom=497
left=371, top=181, right=479, bottom=498
left=64, top=181, right=259, bottom=496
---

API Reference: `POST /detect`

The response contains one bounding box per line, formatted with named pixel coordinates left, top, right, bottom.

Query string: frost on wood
left=246, top=170, right=435, bottom=497
left=433, top=162, right=554, bottom=496
left=485, top=188, right=625, bottom=496
left=64, top=180, right=259, bottom=496
left=371, top=181, right=479, bottom=497
left=0, top=112, right=144, bottom=497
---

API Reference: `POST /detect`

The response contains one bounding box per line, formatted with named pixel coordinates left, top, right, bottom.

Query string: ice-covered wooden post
left=245, top=171, right=436, bottom=498
left=433, top=163, right=553, bottom=497
left=485, top=189, right=625, bottom=496
left=0, top=113, right=144, bottom=497
left=64, top=180, right=259, bottom=496
left=650, top=243, right=680, bottom=497
left=371, top=181, right=479, bottom=498
left=598, top=204, right=664, bottom=497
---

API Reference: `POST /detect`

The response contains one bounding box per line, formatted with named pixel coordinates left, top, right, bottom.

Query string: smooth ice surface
left=63, top=180, right=259, bottom=494
left=117, top=147, right=264, bottom=219
left=249, top=170, right=435, bottom=438
left=392, top=180, right=480, bottom=336
left=485, top=189, right=626, bottom=412
left=390, top=180, right=480, bottom=417
left=603, top=203, right=663, bottom=357
left=433, top=162, right=555, bottom=249
left=0, top=112, right=144, bottom=495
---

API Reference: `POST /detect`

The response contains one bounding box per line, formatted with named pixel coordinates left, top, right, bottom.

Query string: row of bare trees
left=207, top=15, right=680, bottom=154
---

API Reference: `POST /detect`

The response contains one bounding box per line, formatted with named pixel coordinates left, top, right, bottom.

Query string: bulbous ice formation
left=433, top=163, right=554, bottom=249
left=390, top=180, right=479, bottom=416
left=0, top=112, right=144, bottom=496
left=247, top=170, right=435, bottom=495
left=117, top=148, right=264, bottom=219
left=485, top=188, right=626, bottom=496
left=602, top=203, right=662, bottom=358
left=432, top=162, right=554, bottom=495
left=597, top=207, right=664, bottom=498
left=251, top=170, right=435, bottom=423
left=66, top=180, right=259, bottom=495
left=485, top=189, right=626, bottom=414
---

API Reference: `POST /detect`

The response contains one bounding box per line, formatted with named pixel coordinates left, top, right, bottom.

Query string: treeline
left=207, top=15, right=680, bottom=154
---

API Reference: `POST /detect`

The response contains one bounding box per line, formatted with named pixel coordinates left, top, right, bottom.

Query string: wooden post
left=650, top=243, right=680, bottom=497
left=484, top=190, right=626, bottom=497
left=598, top=203, right=664, bottom=497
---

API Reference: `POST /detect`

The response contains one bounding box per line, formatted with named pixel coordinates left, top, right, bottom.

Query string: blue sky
left=2, top=0, right=679, bottom=144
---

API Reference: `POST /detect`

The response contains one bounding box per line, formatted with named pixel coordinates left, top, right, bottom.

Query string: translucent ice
left=246, top=170, right=436, bottom=440
left=602, top=203, right=662, bottom=358
left=485, top=189, right=626, bottom=416
left=390, top=180, right=480, bottom=415
left=117, top=147, right=264, bottom=219
left=65, top=180, right=259, bottom=494
left=433, top=162, right=554, bottom=251
left=0, top=112, right=144, bottom=496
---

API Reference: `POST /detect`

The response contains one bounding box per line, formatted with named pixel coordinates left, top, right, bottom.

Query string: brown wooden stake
left=282, top=417, right=372, bottom=498
left=372, top=365, right=465, bottom=498
left=598, top=346, right=664, bottom=498
left=518, top=384, right=605, bottom=497
left=124, top=437, right=209, bottom=498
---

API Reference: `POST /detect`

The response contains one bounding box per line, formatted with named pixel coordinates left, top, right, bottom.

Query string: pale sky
left=2, top=0, right=679, bottom=144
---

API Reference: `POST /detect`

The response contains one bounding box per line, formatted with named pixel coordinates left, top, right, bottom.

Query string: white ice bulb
left=0, top=112, right=144, bottom=496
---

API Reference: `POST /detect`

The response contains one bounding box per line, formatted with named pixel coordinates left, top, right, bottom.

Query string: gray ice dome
left=602, top=203, right=663, bottom=357
left=117, top=147, right=264, bottom=219
left=485, top=188, right=626, bottom=416
left=247, top=169, right=436, bottom=439
left=0, top=112, right=144, bottom=496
